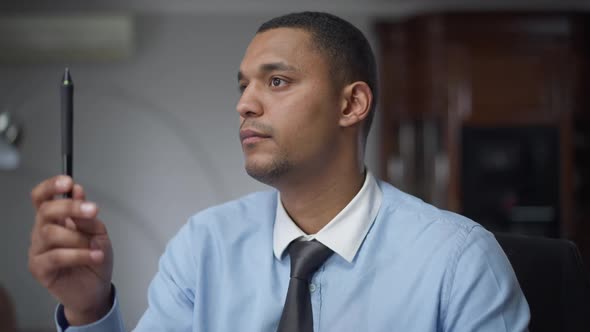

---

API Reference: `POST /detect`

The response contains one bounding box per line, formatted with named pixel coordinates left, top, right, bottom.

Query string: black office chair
left=495, top=233, right=590, bottom=332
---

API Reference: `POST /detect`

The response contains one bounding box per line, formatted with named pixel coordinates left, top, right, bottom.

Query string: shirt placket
left=310, top=265, right=325, bottom=331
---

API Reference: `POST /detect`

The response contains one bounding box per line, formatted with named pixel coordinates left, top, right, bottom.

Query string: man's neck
left=278, top=165, right=365, bottom=235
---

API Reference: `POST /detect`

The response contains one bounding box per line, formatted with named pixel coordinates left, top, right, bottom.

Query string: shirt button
left=309, top=283, right=316, bottom=293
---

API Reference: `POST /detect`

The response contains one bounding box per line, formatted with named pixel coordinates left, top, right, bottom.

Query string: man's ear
left=339, top=81, right=373, bottom=128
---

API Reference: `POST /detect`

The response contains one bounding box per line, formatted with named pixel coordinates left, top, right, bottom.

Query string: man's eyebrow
left=260, top=62, right=298, bottom=73
left=237, top=62, right=298, bottom=82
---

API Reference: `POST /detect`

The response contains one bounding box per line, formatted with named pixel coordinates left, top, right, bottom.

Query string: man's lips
left=240, top=129, right=271, bottom=144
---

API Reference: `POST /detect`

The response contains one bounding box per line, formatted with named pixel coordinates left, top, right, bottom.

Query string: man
left=28, top=12, right=530, bottom=331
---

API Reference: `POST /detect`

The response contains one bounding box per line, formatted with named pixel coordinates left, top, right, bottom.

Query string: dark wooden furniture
left=376, top=13, right=590, bottom=266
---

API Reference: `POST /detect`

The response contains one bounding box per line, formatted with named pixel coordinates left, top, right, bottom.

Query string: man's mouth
left=240, top=129, right=271, bottom=144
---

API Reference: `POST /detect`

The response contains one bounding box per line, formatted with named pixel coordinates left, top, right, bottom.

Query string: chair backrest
left=495, top=233, right=590, bottom=332
left=0, top=285, right=16, bottom=332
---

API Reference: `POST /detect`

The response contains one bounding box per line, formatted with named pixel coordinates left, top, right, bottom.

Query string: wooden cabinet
left=376, top=13, right=590, bottom=263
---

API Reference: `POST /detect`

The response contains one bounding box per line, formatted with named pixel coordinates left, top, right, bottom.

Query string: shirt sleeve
left=442, top=226, right=530, bottom=332
left=54, top=221, right=198, bottom=332
left=54, top=286, right=125, bottom=332
left=132, top=222, right=196, bottom=330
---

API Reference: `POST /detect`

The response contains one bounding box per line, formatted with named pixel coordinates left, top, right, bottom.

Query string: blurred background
left=0, top=0, right=588, bottom=330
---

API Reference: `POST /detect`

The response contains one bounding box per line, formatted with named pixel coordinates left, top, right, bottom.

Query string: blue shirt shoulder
left=186, top=189, right=277, bottom=234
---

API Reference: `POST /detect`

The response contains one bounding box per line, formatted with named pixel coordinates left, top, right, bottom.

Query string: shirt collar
left=273, top=171, right=383, bottom=263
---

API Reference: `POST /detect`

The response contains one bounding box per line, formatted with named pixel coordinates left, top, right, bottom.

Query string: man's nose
left=236, top=85, right=263, bottom=118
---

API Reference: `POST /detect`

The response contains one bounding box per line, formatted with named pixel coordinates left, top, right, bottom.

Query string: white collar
left=273, top=171, right=382, bottom=263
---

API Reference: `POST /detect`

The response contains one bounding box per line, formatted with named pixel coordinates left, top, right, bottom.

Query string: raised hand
left=28, top=176, right=113, bottom=325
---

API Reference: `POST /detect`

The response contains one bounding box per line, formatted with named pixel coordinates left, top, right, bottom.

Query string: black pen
left=61, top=68, right=74, bottom=198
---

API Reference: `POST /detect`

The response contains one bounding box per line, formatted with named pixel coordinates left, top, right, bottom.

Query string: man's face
left=237, top=28, right=342, bottom=185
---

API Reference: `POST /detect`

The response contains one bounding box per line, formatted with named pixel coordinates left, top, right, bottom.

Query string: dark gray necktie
left=277, top=240, right=334, bottom=332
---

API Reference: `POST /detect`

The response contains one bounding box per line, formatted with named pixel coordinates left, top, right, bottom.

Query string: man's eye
left=239, top=84, right=247, bottom=93
left=270, top=77, right=286, bottom=87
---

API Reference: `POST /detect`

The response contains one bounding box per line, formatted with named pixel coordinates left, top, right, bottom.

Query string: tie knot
left=287, top=240, right=334, bottom=281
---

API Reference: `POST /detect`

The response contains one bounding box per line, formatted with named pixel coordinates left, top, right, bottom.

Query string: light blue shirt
left=56, top=176, right=529, bottom=331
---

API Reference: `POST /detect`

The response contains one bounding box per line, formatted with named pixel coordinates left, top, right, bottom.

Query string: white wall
left=0, top=14, right=380, bottom=329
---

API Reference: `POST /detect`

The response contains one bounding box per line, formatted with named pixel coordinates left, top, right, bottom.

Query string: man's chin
left=245, top=165, right=275, bottom=186
left=244, top=159, right=289, bottom=186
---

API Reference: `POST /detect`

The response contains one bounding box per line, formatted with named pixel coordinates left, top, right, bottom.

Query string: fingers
left=62, top=216, right=99, bottom=234
left=31, top=176, right=73, bottom=209
left=36, top=199, right=98, bottom=227
left=32, top=199, right=107, bottom=254
left=31, top=176, right=90, bottom=231
left=29, top=248, right=104, bottom=286
left=31, top=176, right=88, bottom=209
left=28, top=177, right=112, bottom=295
left=72, top=184, right=86, bottom=201
left=71, top=218, right=107, bottom=236
left=36, top=223, right=91, bottom=253
left=64, top=217, right=77, bottom=231
left=32, top=216, right=108, bottom=249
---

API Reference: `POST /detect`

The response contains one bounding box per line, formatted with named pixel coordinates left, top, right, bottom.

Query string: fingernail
left=80, top=202, right=96, bottom=215
left=90, top=250, right=104, bottom=262
left=56, top=177, right=70, bottom=189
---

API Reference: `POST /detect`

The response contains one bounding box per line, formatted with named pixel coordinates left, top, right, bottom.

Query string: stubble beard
left=245, top=152, right=292, bottom=186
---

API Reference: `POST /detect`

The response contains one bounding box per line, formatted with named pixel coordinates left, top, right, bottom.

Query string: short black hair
left=257, top=12, right=378, bottom=142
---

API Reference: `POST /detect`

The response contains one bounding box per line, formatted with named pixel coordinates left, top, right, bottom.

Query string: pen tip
left=62, top=68, right=73, bottom=85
